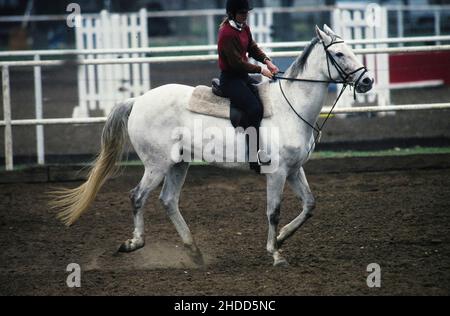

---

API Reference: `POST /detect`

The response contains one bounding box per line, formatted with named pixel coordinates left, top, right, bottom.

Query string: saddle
left=187, top=77, right=273, bottom=121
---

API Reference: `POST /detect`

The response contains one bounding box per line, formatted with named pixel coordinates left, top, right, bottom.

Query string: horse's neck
left=272, top=45, right=330, bottom=128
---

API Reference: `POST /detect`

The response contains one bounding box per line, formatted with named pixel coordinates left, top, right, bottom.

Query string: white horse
left=52, top=25, right=373, bottom=267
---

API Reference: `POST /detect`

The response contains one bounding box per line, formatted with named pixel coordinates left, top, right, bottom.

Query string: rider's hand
left=261, top=67, right=273, bottom=79
left=266, top=60, right=279, bottom=75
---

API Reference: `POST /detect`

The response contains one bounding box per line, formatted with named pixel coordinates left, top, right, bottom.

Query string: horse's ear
left=315, top=25, right=322, bottom=37
left=315, top=25, right=332, bottom=46
left=323, top=24, right=337, bottom=37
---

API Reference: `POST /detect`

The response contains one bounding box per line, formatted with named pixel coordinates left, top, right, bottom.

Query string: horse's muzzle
left=356, top=76, right=374, bottom=94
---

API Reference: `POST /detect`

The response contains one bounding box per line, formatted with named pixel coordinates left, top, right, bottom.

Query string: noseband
left=274, top=38, right=369, bottom=153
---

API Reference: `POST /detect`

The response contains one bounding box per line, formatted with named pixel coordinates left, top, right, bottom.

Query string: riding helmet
left=226, top=0, right=253, bottom=16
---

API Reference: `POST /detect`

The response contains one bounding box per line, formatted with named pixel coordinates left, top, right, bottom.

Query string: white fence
left=249, top=8, right=274, bottom=45
left=1, top=40, right=450, bottom=171
left=333, top=5, right=390, bottom=109
left=74, top=9, right=150, bottom=118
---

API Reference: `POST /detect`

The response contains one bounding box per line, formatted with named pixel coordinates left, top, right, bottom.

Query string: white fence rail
left=2, top=43, right=450, bottom=171
left=2, top=103, right=449, bottom=128
left=1, top=44, right=450, bottom=67
left=1, top=35, right=450, bottom=58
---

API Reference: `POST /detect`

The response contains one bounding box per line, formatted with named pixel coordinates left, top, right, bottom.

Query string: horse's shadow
left=84, top=242, right=213, bottom=271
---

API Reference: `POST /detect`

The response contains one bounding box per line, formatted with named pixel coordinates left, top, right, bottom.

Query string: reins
left=272, top=38, right=368, bottom=153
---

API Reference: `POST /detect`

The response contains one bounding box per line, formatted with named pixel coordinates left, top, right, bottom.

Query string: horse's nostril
left=362, top=77, right=372, bottom=85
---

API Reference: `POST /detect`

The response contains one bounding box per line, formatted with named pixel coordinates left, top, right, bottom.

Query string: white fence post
left=397, top=9, right=404, bottom=47
left=2, top=66, right=13, bottom=171
left=130, top=12, right=141, bottom=99
left=102, top=10, right=115, bottom=114
left=377, top=6, right=390, bottom=108
left=74, top=14, right=88, bottom=118
left=140, top=9, right=151, bottom=89
left=34, top=55, right=45, bottom=165
left=435, top=10, right=441, bottom=45
left=207, top=14, right=216, bottom=46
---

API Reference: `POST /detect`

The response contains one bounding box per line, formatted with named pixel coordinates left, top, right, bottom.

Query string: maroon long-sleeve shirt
left=218, top=20, right=268, bottom=75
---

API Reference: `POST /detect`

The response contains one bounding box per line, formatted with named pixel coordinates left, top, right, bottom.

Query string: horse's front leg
left=277, top=167, right=315, bottom=248
left=266, top=170, right=288, bottom=267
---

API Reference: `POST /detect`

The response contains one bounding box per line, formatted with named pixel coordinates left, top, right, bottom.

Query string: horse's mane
left=286, top=37, right=320, bottom=78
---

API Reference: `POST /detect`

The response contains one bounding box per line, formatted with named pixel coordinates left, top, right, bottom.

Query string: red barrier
left=389, top=51, right=450, bottom=85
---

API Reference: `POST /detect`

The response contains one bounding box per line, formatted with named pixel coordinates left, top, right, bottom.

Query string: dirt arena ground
left=0, top=154, right=449, bottom=296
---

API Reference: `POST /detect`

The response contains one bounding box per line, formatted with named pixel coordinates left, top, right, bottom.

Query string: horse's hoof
left=118, top=239, right=145, bottom=253
left=185, top=245, right=205, bottom=267
left=274, top=257, right=289, bottom=267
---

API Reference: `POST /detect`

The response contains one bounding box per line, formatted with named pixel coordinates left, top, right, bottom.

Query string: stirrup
left=257, top=150, right=271, bottom=166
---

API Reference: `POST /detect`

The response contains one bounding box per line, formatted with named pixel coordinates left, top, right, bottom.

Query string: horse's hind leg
left=159, top=162, right=204, bottom=265
left=277, top=167, right=315, bottom=248
left=118, top=167, right=166, bottom=253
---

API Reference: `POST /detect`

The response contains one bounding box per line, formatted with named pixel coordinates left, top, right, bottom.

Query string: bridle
left=273, top=37, right=368, bottom=152
left=323, top=38, right=368, bottom=93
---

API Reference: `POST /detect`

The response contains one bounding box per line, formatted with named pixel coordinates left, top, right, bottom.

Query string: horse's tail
left=51, top=98, right=135, bottom=226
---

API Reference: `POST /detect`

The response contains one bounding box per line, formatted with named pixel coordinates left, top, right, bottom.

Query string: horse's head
left=315, top=25, right=374, bottom=94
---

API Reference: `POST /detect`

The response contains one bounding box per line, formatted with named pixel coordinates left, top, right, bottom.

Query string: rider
left=218, top=0, right=279, bottom=170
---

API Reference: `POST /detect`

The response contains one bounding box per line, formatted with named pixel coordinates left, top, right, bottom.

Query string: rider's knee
left=248, top=101, right=262, bottom=115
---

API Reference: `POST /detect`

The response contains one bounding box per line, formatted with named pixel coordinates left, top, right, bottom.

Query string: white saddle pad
left=187, top=85, right=273, bottom=119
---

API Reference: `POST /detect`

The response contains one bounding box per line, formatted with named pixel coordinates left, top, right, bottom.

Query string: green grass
left=311, top=147, right=450, bottom=159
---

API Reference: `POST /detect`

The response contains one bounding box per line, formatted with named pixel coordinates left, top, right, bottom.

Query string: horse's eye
left=336, top=52, right=344, bottom=58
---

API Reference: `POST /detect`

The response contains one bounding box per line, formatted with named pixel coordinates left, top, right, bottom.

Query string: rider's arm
left=248, top=39, right=270, bottom=65
left=246, top=28, right=270, bottom=65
